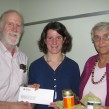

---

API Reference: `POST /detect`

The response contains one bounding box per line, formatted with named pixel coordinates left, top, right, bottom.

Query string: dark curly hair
left=38, top=21, right=72, bottom=54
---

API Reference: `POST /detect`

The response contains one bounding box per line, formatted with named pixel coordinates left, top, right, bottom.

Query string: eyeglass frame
left=92, top=34, right=109, bottom=42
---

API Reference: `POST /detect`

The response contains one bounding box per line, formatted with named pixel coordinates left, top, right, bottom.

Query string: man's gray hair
left=0, top=10, right=24, bottom=28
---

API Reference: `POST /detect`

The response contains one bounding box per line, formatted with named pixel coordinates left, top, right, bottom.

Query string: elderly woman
left=80, top=22, right=109, bottom=106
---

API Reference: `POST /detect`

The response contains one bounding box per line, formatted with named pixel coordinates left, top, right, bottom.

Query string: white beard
left=3, top=31, right=21, bottom=46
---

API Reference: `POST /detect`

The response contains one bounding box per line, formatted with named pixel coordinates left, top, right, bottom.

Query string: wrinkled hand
left=100, top=106, right=109, bottom=109
left=49, top=102, right=59, bottom=109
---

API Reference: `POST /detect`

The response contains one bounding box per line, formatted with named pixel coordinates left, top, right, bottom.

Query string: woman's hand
left=48, top=102, right=59, bottom=109
left=100, top=106, right=109, bottom=109
left=27, top=84, right=40, bottom=90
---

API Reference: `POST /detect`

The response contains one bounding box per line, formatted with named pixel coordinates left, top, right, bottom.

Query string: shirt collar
left=0, top=41, right=19, bottom=56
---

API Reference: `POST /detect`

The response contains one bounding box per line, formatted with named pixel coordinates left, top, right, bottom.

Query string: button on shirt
left=0, top=41, right=28, bottom=102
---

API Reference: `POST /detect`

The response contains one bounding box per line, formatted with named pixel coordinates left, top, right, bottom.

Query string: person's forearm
left=0, top=101, right=13, bottom=109
left=0, top=102, right=33, bottom=109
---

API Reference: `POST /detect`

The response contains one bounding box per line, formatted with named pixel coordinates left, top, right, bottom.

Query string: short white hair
left=0, top=10, right=24, bottom=30
left=91, top=22, right=109, bottom=38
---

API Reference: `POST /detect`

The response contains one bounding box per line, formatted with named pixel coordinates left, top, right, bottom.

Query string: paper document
left=18, top=86, right=54, bottom=105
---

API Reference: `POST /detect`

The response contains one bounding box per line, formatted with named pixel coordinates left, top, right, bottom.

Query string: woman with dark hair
left=38, top=21, right=72, bottom=54
left=28, top=21, right=80, bottom=109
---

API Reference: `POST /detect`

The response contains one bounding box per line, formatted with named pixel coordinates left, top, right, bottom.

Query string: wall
left=0, top=0, right=20, bottom=14
left=0, top=0, right=108, bottom=73
left=19, top=0, right=109, bottom=73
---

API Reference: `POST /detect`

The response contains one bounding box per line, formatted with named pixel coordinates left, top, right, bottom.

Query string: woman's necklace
left=45, top=54, right=65, bottom=63
left=91, top=59, right=106, bottom=85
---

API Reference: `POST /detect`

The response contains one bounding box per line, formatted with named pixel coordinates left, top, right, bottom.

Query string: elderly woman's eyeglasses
left=92, top=34, right=109, bottom=42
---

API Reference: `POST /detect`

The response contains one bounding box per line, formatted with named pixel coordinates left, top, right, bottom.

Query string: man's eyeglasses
left=92, top=34, right=109, bottom=42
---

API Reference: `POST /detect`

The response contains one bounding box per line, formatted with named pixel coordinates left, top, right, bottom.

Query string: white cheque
left=18, top=86, right=54, bottom=105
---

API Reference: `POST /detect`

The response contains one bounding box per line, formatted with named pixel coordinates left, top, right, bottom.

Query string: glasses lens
left=103, top=35, right=109, bottom=41
left=92, top=36, right=100, bottom=42
left=92, top=35, right=109, bottom=42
